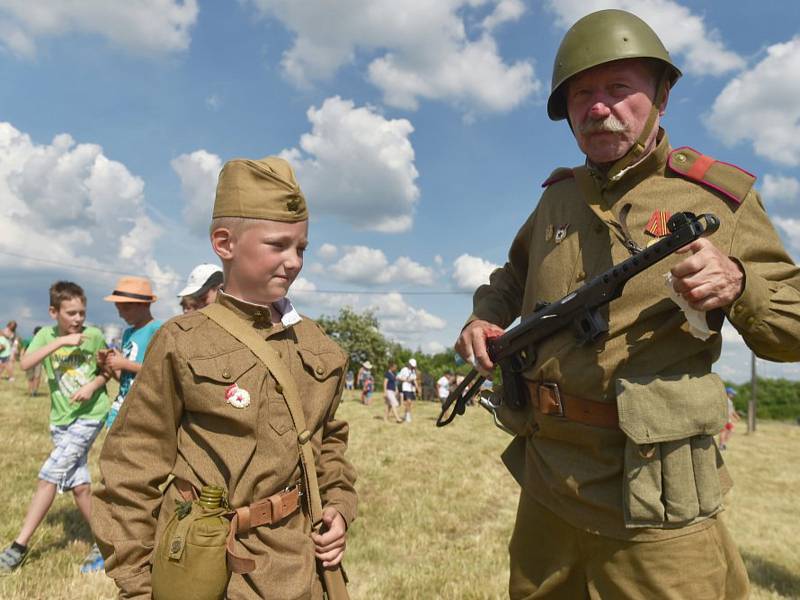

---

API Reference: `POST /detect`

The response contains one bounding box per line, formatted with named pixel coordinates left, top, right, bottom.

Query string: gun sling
left=530, top=381, right=619, bottom=429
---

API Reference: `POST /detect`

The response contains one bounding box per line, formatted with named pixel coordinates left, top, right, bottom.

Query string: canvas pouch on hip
left=151, top=500, right=230, bottom=600
left=616, top=373, right=729, bottom=528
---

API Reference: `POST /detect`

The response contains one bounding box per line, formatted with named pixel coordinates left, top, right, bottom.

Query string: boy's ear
left=48, top=305, right=58, bottom=320
left=211, top=227, right=235, bottom=261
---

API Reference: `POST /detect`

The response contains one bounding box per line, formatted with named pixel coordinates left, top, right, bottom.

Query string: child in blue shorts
left=0, top=281, right=110, bottom=574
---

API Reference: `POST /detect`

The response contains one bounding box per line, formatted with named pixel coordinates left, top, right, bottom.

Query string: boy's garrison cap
left=212, top=156, right=308, bottom=222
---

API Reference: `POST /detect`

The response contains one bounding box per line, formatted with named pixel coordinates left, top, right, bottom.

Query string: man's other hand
left=455, top=320, right=505, bottom=373
left=671, top=238, right=745, bottom=311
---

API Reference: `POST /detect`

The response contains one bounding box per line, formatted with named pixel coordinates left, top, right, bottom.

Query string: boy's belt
left=174, top=478, right=303, bottom=573
left=528, top=381, right=619, bottom=429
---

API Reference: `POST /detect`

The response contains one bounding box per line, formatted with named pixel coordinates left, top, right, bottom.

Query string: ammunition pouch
left=616, top=373, right=729, bottom=528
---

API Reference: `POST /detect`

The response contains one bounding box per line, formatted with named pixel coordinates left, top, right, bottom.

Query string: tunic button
left=746, top=316, right=755, bottom=326
left=298, top=430, right=312, bottom=444
left=674, top=153, right=687, bottom=163
left=315, top=366, right=324, bottom=375
left=576, top=271, right=586, bottom=281
left=275, top=383, right=283, bottom=394
left=222, top=369, right=231, bottom=379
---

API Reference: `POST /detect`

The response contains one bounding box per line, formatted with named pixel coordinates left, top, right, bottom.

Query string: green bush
left=725, top=378, right=800, bottom=421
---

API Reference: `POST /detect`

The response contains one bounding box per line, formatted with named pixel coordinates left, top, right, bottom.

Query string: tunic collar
left=586, top=128, right=671, bottom=192
left=216, top=290, right=302, bottom=329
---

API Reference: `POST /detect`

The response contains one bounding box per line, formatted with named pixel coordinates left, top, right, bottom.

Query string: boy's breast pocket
left=186, top=348, right=260, bottom=417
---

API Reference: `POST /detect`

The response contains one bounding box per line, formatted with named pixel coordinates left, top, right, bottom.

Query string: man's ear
left=658, top=81, right=670, bottom=116
left=211, top=227, right=235, bottom=261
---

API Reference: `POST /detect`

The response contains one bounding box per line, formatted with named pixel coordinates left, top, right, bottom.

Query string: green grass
left=0, top=378, right=797, bottom=599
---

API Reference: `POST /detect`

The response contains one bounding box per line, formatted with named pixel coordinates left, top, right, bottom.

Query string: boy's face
left=115, top=302, right=152, bottom=327
left=49, top=297, right=86, bottom=335
left=222, top=219, right=308, bottom=305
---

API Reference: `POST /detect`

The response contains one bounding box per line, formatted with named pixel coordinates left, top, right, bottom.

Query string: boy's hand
left=60, top=333, right=86, bottom=347
left=106, top=349, right=128, bottom=371
left=311, top=507, right=347, bottom=567
left=70, top=383, right=95, bottom=403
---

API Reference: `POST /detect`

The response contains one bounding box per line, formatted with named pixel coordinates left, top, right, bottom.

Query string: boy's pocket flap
left=188, top=348, right=258, bottom=384
left=616, top=374, right=727, bottom=444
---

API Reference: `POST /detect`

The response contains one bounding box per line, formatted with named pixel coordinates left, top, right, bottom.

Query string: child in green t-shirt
left=0, top=281, right=110, bottom=574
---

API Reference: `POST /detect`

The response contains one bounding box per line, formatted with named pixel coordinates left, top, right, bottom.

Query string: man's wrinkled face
left=566, top=59, right=665, bottom=167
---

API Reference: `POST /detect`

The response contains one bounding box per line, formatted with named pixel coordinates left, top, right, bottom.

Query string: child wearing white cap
left=178, top=263, right=224, bottom=313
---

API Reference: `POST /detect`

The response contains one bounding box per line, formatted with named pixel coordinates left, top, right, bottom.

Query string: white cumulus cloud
left=761, top=174, right=800, bottom=206
left=328, top=246, right=435, bottom=286
left=171, top=150, right=222, bottom=236
left=452, top=253, right=500, bottom=291
left=0, top=0, right=198, bottom=58
left=244, top=0, right=538, bottom=113
left=368, top=292, right=447, bottom=335
left=281, top=96, right=420, bottom=232
left=706, top=37, right=800, bottom=167
left=545, top=0, right=744, bottom=77
left=0, top=121, right=179, bottom=311
left=317, top=243, right=338, bottom=261
left=773, top=217, right=800, bottom=256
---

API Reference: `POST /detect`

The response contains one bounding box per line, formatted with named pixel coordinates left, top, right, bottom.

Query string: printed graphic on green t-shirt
left=27, top=326, right=110, bottom=425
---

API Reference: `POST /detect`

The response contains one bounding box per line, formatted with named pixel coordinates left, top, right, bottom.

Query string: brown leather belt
left=527, top=381, right=619, bottom=429
left=173, top=478, right=303, bottom=573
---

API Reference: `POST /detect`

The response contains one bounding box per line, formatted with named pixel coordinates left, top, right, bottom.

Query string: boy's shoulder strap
left=200, top=303, right=324, bottom=526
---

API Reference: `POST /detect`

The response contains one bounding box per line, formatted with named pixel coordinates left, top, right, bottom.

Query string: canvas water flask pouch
left=616, top=373, right=728, bottom=528
left=151, top=501, right=231, bottom=600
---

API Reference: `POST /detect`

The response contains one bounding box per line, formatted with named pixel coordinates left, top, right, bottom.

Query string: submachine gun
left=436, top=211, right=720, bottom=428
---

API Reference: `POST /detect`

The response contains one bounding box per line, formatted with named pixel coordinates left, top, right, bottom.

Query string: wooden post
left=747, top=351, right=757, bottom=433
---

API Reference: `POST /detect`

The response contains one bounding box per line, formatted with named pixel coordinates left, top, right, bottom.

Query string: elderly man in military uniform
left=456, top=9, right=800, bottom=600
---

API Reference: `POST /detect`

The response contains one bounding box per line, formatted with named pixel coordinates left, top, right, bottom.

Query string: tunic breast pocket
left=296, top=345, right=342, bottom=428
left=530, top=233, right=583, bottom=303
left=186, top=348, right=260, bottom=416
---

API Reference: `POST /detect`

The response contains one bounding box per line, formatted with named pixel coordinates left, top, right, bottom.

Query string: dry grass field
left=0, top=378, right=797, bottom=599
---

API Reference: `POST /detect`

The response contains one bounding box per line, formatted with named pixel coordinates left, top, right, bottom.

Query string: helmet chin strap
left=604, top=69, right=668, bottom=182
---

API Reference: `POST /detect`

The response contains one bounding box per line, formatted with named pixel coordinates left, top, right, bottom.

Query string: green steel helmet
left=547, top=9, right=682, bottom=121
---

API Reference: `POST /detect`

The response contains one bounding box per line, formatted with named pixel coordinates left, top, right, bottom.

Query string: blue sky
left=1, top=0, right=799, bottom=383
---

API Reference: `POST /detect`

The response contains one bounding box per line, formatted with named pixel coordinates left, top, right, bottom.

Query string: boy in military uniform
left=457, top=9, right=800, bottom=600
left=92, top=156, right=357, bottom=599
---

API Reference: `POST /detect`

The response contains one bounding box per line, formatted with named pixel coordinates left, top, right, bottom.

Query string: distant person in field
left=101, top=276, right=162, bottom=427
left=345, top=369, right=354, bottom=391
left=437, top=371, right=452, bottom=405
left=21, top=326, right=44, bottom=397
left=178, top=263, right=223, bottom=314
left=0, top=320, right=18, bottom=382
left=0, top=281, right=110, bottom=575
left=719, top=387, right=741, bottom=451
left=397, top=358, right=420, bottom=423
left=383, top=362, right=402, bottom=423
left=360, top=361, right=374, bottom=405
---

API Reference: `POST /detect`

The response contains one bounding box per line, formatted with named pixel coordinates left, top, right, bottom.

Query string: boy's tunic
left=93, top=293, right=357, bottom=600
left=471, top=131, right=800, bottom=540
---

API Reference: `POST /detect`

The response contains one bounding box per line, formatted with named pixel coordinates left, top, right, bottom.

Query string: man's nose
left=588, top=99, right=612, bottom=119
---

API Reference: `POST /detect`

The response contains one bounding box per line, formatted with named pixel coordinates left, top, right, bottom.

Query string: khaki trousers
left=509, top=492, right=749, bottom=600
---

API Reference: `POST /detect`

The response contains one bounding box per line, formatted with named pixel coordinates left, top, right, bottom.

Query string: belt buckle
left=538, top=382, right=564, bottom=418
left=285, top=482, right=303, bottom=498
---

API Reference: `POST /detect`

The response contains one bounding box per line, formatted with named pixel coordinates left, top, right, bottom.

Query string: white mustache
left=578, top=115, right=629, bottom=134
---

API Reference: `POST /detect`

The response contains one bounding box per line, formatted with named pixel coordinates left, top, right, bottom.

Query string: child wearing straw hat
left=92, top=157, right=356, bottom=599
left=101, top=276, right=162, bottom=427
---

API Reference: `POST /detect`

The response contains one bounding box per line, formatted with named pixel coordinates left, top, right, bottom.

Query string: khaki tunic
left=472, top=130, right=800, bottom=540
left=92, top=293, right=357, bottom=599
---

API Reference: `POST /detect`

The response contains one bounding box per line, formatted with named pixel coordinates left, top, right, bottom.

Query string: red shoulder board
left=667, top=146, right=756, bottom=206
left=541, top=167, right=574, bottom=188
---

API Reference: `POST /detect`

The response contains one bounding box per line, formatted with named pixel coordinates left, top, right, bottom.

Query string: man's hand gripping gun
left=436, top=211, right=720, bottom=428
